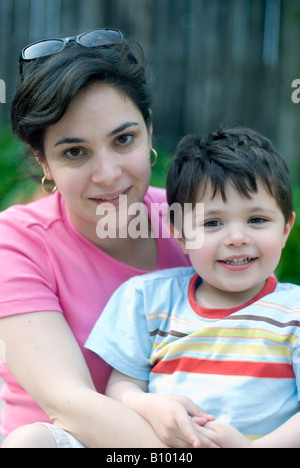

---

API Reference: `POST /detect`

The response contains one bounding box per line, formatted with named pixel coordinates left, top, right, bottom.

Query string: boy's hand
left=140, top=394, right=218, bottom=448
left=203, top=421, right=252, bottom=448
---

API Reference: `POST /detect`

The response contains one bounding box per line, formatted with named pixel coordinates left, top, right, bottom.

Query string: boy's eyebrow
left=204, top=209, right=223, bottom=216
left=248, top=207, right=277, bottom=214
left=204, top=207, right=277, bottom=216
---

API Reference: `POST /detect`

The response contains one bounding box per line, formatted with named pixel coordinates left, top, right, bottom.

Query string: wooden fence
left=1, top=0, right=300, bottom=171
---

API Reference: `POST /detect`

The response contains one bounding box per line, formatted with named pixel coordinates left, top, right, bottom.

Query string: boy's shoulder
left=129, top=266, right=196, bottom=289
left=275, top=282, right=300, bottom=291
left=265, top=282, right=300, bottom=311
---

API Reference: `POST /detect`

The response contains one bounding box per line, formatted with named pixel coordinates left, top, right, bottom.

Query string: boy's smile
left=217, top=255, right=258, bottom=271
left=178, top=181, right=295, bottom=309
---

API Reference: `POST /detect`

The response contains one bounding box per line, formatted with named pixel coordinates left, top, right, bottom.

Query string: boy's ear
left=169, top=222, right=188, bottom=254
left=282, top=211, right=296, bottom=248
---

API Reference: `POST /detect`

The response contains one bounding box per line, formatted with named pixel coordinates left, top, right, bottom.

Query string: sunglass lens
left=79, top=29, right=123, bottom=47
left=23, top=39, right=65, bottom=60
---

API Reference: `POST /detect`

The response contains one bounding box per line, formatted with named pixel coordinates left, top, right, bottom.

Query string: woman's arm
left=106, top=369, right=217, bottom=448
left=253, top=413, right=300, bottom=448
left=0, top=311, right=166, bottom=448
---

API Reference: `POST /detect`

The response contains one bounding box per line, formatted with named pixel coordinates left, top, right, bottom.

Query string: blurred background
left=0, top=0, right=300, bottom=283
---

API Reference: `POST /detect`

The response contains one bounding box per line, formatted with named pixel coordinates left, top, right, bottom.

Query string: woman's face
left=41, top=82, right=152, bottom=239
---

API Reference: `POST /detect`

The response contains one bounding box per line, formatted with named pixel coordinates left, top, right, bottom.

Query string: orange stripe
left=257, top=300, right=300, bottom=315
left=151, top=357, right=294, bottom=379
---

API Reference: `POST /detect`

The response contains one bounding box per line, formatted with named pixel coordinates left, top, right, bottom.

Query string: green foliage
left=0, top=128, right=38, bottom=211
left=275, top=184, right=300, bottom=285
left=150, top=147, right=171, bottom=189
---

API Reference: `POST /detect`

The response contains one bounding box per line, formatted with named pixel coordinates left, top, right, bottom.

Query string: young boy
left=86, top=127, right=300, bottom=448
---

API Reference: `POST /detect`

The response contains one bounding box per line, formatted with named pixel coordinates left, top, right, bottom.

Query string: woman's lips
left=89, top=187, right=131, bottom=206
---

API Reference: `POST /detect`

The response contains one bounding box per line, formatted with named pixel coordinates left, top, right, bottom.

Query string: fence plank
left=45, top=0, right=62, bottom=38
left=1, top=0, right=300, bottom=170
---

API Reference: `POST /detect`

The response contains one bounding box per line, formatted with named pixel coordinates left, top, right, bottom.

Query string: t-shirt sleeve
left=0, top=216, right=62, bottom=317
left=85, top=277, right=152, bottom=381
left=292, top=341, right=300, bottom=401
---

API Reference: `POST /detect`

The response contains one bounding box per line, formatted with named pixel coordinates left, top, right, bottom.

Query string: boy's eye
left=248, top=217, right=268, bottom=224
left=204, top=219, right=222, bottom=228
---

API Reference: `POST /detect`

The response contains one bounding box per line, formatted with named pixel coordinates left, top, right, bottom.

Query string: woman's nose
left=91, top=153, right=122, bottom=185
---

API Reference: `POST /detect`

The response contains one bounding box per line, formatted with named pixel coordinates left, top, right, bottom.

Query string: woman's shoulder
left=144, top=186, right=167, bottom=204
left=0, top=192, right=63, bottom=232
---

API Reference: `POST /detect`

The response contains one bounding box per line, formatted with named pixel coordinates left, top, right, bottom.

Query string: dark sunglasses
left=19, top=28, right=124, bottom=76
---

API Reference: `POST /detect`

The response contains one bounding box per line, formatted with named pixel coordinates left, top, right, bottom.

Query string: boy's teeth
left=224, top=258, right=252, bottom=265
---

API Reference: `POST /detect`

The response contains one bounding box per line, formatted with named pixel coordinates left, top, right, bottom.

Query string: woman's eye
left=64, top=147, right=85, bottom=159
left=115, top=134, right=134, bottom=146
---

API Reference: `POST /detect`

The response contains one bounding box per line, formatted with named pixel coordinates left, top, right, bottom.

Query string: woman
left=0, top=29, right=194, bottom=448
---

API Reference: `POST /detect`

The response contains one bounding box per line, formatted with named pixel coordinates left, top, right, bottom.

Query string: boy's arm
left=106, top=369, right=218, bottom=448
left=204, top=412, right=300, bottom=448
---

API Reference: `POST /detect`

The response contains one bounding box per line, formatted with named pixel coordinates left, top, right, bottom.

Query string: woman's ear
left=30, top=146, right=53, bottom=180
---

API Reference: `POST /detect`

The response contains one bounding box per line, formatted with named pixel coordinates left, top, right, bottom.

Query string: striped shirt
left=86, top=267, right=300, bottom=439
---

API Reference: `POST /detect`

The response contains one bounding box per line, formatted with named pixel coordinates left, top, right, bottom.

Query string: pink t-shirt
left=0, top=187, right=190, bottom=435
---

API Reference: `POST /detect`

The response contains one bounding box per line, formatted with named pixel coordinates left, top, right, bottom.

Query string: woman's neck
left=68, top=207, right=158, bottom=271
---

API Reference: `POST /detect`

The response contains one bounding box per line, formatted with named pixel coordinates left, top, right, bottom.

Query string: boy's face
left=177, top=181, right=295, bottom=307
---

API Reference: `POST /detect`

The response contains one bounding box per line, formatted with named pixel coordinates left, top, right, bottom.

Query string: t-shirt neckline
left=188, top=274, right=278, bottom=319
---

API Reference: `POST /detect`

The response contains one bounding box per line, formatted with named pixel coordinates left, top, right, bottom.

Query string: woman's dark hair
left=11, top=38, right=152, bottom=160
left=167, top=127, right=294, bottom=224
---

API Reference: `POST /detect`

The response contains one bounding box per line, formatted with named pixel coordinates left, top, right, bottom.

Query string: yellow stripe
left=153, top=327, right=297, bottom=347
left=152, top=340, right=292, bottom=359
left=245, top=434, right=262, bottom=441
left=189, top=327, right=298, bottom=345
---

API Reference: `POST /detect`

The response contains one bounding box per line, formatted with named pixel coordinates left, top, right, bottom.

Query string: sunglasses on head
left=19, top=28, right=124, bottom=76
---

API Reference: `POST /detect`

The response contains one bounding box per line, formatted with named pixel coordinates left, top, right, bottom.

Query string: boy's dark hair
left=11, top=39, right=152, bottom=161
left=167, top=127, right=294, bottom=224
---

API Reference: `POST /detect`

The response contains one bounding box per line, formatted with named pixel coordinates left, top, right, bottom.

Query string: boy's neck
left=195, top=279, right=268, bottom=310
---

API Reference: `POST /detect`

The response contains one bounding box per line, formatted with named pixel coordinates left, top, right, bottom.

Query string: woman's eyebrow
left=54, top=137, right=88, bottom=147
left=108, top=122, right=139, bottom=137
left=54, top=122, right=139, bottom=147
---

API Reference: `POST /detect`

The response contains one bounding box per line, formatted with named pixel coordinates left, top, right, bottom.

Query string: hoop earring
left=41, top=175, right=57, bottom=194
left=151, top=148, right=158, bottom=167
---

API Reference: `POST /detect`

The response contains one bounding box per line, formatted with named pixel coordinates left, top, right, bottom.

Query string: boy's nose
left=224, top=224, right=250, bottom=247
